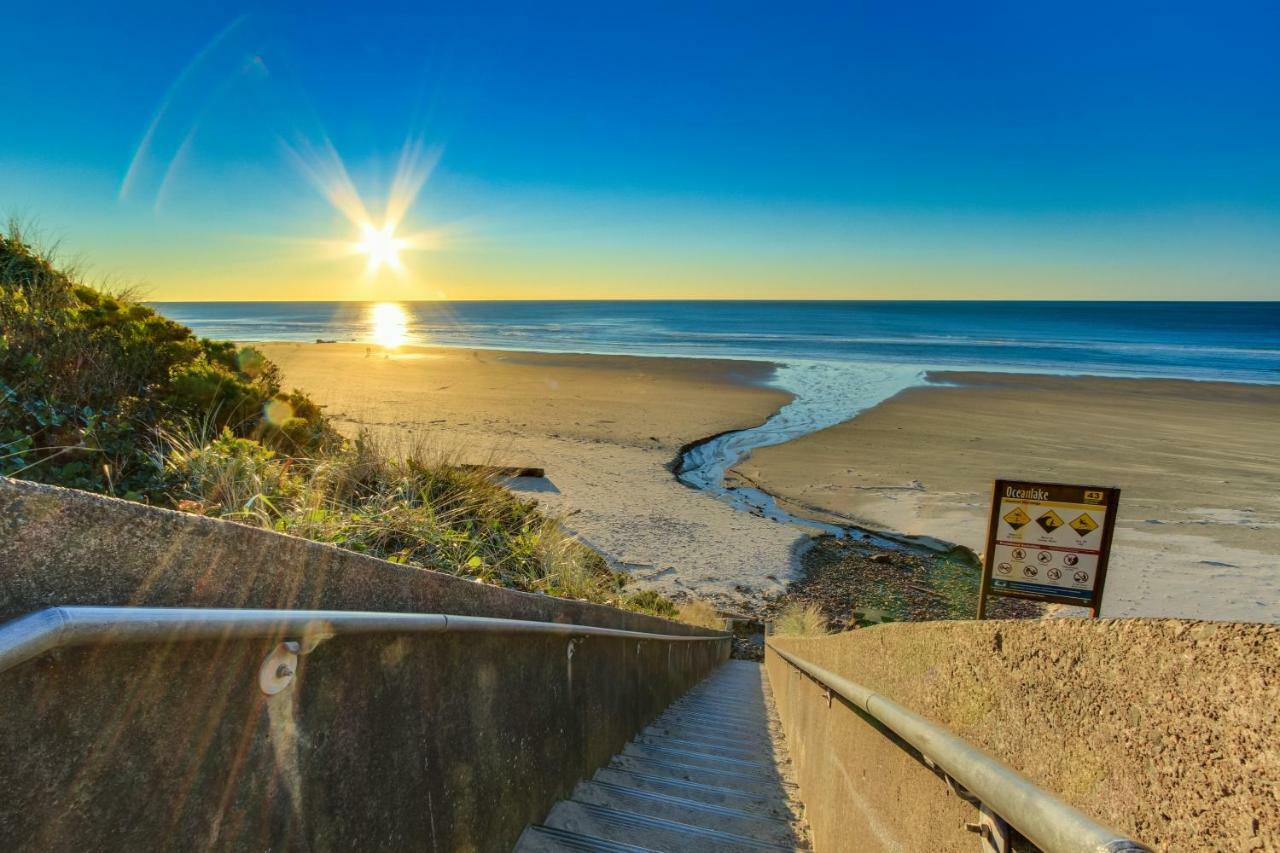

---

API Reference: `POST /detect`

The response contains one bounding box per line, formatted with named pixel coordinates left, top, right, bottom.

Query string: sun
left=282, top=136, right=447, bottom=278
left=355, top=222, right=406, bottom=272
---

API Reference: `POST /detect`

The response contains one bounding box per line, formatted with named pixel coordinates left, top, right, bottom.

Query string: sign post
left=977, top=479, right=1120, bottom=619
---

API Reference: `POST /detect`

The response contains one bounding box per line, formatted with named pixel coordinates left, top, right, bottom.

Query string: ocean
left=151, top=300, right=1279, bottom=385
left=152, top=299, right=1279, bottom=537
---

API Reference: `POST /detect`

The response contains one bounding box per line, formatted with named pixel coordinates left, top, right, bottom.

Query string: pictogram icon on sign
left=1048, top=568, right=1061, bottom=580
left=1069, top=513, right=1099, bottom=537
left=1073, top=571, right=1089, bottom=583
left=1037, top=551, right=1053, bottom=564
left=1012, top=548, right=1026, bottom=561
left=1063, top=554, right=1079, bottom=567
left=1003, top=507, right=1031, bottom=530
left=997, top=562, right=1012, bottom=574
left=1036, top=510, right=1064, bottom=534
left=1022, top=565, right=1038, bottom=578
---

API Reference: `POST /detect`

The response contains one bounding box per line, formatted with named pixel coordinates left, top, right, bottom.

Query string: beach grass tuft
left=165, top=421, right=641, bottom=606
left=619, top=589, right=678, bottom=620
left=773, top=602, right=829, bottom=636
left=676, top=599, right=724, bottom=629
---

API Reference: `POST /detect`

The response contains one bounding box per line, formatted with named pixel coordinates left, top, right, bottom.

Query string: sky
left=2, top=1, right=1278, bottom=301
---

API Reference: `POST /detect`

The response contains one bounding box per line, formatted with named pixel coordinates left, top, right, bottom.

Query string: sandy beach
left=257, top=343, right=807, bottom=606
left=261, top=344, right=1278, bottom=622
left=737, top=372, right=1280, bottom=622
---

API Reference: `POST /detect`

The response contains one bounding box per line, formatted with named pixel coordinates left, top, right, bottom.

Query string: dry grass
left=677, top=599, right=724, bottom=630
left=773, top=602, right=829, bottom=636
left=163, top=428, right=670, bottom=610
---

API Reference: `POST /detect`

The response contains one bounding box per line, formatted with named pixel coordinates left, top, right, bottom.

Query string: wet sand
left=257, top=343, right=805, bottom=606
left=737, top=372, right=1280, bottom=623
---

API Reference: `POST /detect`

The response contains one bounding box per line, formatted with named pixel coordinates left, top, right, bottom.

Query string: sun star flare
left=356, top=222, right=406, bottom=272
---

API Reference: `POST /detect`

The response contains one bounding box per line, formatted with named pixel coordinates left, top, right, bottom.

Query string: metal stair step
left=633, top=734, right=765, bottom=761
left=646, top=723, right=780, bottom=749
left=621, top=742, right=778, bottom=775
left=608, top=755, right=797, bottom=799
left=544, top=801, right=797, bottom=853
left=669, top=699, right=771, bottom=718
left=670, top=693, right=760, bottom=701
left=570, top=780, right=804, bottom=846
left=591, top=768, right=798, bottom=819
left=514, top=824, right=658, bottom=852
left=656, top=710, right=780, bottom=732
left=652, top=716, right=774, bottom=738
left=641, top=723, right=776, bottom=750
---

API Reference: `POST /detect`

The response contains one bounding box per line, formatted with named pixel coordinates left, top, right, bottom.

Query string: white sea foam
left=678, top=359, right=925, bottom=540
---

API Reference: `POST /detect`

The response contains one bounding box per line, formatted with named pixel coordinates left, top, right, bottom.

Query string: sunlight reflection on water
left=368, top=302, right=408, bottom=348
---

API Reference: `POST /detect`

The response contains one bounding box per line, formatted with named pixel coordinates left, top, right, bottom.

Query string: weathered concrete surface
left=768, top=619, right=1278, bottom=852
left=0, top=477, right=729, bottom=851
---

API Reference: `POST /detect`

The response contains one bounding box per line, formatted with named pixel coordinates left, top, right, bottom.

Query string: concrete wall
left=767, top=618, right=1278, bottom=852
left=0, top=478, right=729, bottom=851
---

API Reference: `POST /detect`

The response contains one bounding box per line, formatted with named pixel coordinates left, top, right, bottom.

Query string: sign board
left=978, top=479, right=1120, bottom=617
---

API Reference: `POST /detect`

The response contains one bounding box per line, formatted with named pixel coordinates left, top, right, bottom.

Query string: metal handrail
left=767, top=642, right=1150, bottom=853
left=0, top=606, right=728, bottom=674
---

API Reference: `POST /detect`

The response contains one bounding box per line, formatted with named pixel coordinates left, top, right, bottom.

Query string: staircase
left=515, top=660, right=810, bottom=852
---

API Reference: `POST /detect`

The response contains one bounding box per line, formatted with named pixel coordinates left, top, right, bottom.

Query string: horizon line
left=144, top=297, right=1280, bottom=304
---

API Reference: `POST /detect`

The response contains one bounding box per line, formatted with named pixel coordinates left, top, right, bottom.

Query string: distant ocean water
left=152, top=300, right=1280, bottom=538
left=152, top=300, right=1279, bottom=384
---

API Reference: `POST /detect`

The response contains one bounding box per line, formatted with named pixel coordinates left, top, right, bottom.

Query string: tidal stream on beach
left=675, top=360, right=927, bottom=547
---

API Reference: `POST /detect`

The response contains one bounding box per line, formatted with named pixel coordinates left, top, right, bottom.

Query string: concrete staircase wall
left=767, top=619, right=1279, bottom=851
left=0, top=478, right=729, bottom=851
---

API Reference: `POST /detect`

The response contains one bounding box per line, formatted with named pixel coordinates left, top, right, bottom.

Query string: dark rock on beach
left=766, top=536, right=1043, bottom=631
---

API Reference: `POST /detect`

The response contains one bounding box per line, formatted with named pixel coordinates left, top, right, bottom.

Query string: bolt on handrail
left=767, top=641, right=1151, bottom=853
left=0, top=606, right=728, bottom=674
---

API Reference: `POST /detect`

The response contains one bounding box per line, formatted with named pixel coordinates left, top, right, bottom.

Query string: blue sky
left=2, top=1, right=1278, bottom=299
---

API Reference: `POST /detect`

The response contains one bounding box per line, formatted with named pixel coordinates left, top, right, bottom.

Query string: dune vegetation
left=0, top=224, right=336, bottom=500
left=676, top=599, right=724, bottom=630
left=0, top=224, right=681, bottom=618
left=772, top=601, right=829, bottom=637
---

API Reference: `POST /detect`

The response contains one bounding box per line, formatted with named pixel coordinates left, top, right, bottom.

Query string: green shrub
left=622, top=589, right=679, bottom=619
left=167, top=359, right=268, bottom=427
left=0, top=223, right=336, bottom=497
left=165, top=428, right=296, bottom=522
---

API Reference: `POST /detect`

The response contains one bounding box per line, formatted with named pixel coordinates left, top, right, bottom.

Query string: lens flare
left=262, top=398, right=294, bottom=426
left=118, top=13, right=251, bottom=201
left=356, top=223, right=406, bottom=272
left=369, top=302, right=408, bottom=348
left=284, top=134, right=445, bottom=281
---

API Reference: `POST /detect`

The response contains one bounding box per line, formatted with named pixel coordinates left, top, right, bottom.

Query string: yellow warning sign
left=1003, top=507, right=1031, bottom=530
left=1069, top=513, right=1099, bottom=536
left=982, top=480, right=1122, bottom=618
left=1036, top=510, right=1064, bottom=534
